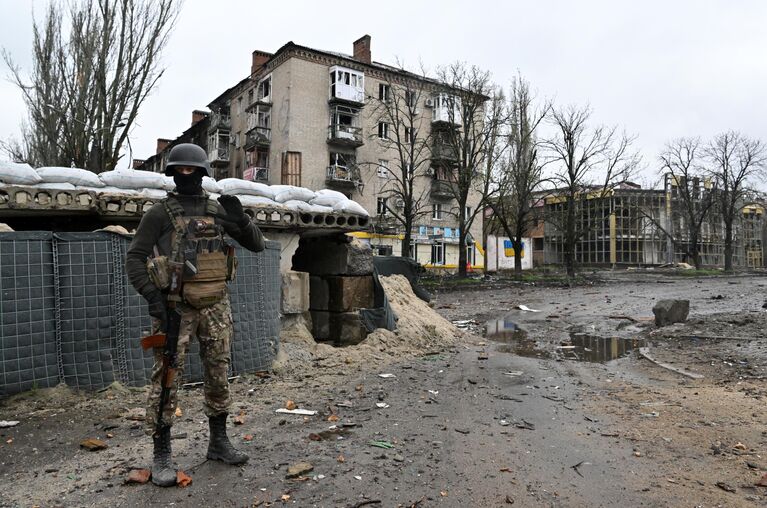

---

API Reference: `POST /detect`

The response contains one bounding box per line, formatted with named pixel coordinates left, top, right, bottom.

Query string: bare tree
left=367, top=66, right=434, bottom=257
left=3, top=0, right=180, bottom=171
left=435, top=63, right=505, bottom=277
left=489, top=75, right=550, bottom=275
left=542, top=105, right=640, bottom=277
left=704, top=132, right=767, bottom=272
left=659, top=138, right=716, bottom=269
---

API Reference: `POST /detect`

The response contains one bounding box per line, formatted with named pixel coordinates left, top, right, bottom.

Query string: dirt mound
left=273, top=274, right=463, bottom=377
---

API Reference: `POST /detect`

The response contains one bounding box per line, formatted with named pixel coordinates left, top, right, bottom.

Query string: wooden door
left=281, top=151, right=301, bottom=186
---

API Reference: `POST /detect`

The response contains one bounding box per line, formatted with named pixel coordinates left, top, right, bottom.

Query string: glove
left=144, top=288, right=168, bottom=332
left=217, top=195, right=250, bottom=228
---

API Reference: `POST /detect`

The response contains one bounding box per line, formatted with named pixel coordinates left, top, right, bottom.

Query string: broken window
left=329, top=151, right=356, bottom=168
left=257, top=75, right=272, bottom=102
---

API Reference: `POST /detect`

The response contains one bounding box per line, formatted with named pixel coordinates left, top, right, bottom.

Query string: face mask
left=174, top=170, right=203, bottom=195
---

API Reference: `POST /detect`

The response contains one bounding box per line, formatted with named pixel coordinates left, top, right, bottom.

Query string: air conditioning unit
left=424, top=98, right=434, bottom=108
left=395, top=198, right=405, bottom=208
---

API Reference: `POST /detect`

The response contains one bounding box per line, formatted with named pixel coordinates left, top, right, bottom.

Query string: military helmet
left=164, top=143, right=210, bottom=176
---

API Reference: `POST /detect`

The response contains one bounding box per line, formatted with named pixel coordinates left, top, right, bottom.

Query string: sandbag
left=282, top=199, right=333, bottom=213
left=202, top=176, right=221, bottom=194
left=333, top=199, right=369, bottom=216
left=218, top=178, right=275, bottom=199
left=271, top=185, right=316, bottom=203
left=310, top=189, right=348, bottom=207
left=99, top=169, right=166, bottom=189
left=162, top=175, right=176, bottom=191
left=138, top=188, right=168, bottom=199
left=37, top=166, right=104, bottom=187
left=37, top=182, right=76, bottom=190
left=0, top=161, right=42, bottom=185
left=238, top=195, right=283, bottom=208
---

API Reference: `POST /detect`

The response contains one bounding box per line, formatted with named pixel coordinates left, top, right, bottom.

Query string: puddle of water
left=566, top=332, right=646, bottom=363
left=484, top=317, right=646, bottom=363
left=484, top=318, right=551, bottom=359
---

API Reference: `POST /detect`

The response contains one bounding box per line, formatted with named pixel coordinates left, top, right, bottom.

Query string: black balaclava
left=174, top=169, right=203, bottom=195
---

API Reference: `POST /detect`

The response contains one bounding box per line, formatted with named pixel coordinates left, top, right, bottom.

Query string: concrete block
left=652, top=299, right=689, bottom=327
left=292, top=238, right=373, bottom=275
left=310, top=310, right=330, bottom=340
left=330, top=311, right=367, bottom=346
left=281, top=270, right=310, bottom=314
left=309, top=275, right=329, bottom=311
left=327, top=275, right=374, bottom=312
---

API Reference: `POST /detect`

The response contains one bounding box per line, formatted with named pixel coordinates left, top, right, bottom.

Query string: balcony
left=326, top=164, right=361, bottom=189
left=430, top=93, right=462, bottom=127
left=327, top=124, right=363, bottom=147
left=329, top=66, right=365, bottom=105
left=243, top=166, right=269, bottom=182
left=208, top=112, right=231, bottom=132
left=431, top=142, right=458, bottom=164
left=208, top=147, right=230, bottom=164
left=245, top=127, right=271, bottom=148
left=431, top=179, right=454, bottom=200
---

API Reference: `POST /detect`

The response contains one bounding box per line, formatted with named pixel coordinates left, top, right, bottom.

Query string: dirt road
left=1, top=272, right=766, bottom=507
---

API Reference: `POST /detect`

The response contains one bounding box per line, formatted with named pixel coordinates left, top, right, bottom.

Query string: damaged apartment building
left=543, top=176, right=765, bottom=268
left=137, top=35, right=484, bottom=272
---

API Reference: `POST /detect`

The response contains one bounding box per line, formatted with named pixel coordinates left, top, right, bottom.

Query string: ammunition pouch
left=182, top=280, right=227, bottom=309
left=147, top=256, right=171, bottom=291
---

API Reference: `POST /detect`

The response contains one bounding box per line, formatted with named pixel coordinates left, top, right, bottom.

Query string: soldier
left=125, top=143, right=265, bottom=487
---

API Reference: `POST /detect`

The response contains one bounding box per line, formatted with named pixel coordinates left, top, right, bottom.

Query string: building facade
left=138, top=36, right=485, bottom=271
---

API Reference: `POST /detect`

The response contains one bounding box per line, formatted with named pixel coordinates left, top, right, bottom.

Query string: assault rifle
left=140, top=259, right=184, bottom=434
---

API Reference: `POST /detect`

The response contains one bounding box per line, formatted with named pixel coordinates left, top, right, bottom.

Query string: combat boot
left=207, top=413, right=249, bottom=465
left=151, top=426, right=176, bottom=486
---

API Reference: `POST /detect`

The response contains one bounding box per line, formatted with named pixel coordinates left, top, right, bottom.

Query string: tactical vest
left=147, top=197, right=237, bottom=309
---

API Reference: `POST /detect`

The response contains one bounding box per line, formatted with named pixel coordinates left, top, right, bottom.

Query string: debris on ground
left=275, top=408, right=317, bottom=416
left=79, top=438, right=108, bottom=451
left=0, top=420, right=19, bottom=428
left=125, top=469, right=151, bottom=485
left=286, top=462, right=314, bottom=479
left=652, top=299, right=690, bottom=327
left=176, top=471, right=193, bottom=487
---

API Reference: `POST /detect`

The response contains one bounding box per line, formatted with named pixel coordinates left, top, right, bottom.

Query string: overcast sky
left=1, top=0, right=766, bottom=185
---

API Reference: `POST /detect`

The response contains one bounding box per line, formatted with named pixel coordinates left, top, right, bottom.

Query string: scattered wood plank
left=638, top=347, right=704, bottom=379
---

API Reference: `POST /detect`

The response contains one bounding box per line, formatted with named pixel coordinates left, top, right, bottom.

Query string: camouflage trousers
left=145, top=296, right=233, bottom=435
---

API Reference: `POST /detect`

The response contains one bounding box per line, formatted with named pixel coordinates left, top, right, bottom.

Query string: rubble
left=652, top=299, right=690, bottom=326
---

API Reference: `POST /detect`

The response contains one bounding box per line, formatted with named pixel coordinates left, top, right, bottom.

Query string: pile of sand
left=272, top=274, right=463, bottom=376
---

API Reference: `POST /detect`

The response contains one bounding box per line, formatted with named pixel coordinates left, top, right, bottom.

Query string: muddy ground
left=2, top=271, right=767, bottom=507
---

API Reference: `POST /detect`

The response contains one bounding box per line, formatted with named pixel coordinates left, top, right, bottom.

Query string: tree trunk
left=723, top=219, right=733, bottom=272
left=401, top=229, right=412, bottom=258
left=564, top=197, right=576, bottom=278
left=690, top=233, right=701, bottom=269
left=514, top=222, right=524, bottom=276
left=458, top=229, right=467, bottom=277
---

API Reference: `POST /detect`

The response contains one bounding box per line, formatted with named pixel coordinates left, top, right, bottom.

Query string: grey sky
left=1, top=0, right=766, bottom=184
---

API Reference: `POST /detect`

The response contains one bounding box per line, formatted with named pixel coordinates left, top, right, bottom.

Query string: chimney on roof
left=353, top=35, right=371, bottom=64
left=191, top=110, right=206, bottom=126
left=156, top=138, right=172, bottom=154
left=251, top=50, right=271, bottom=76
